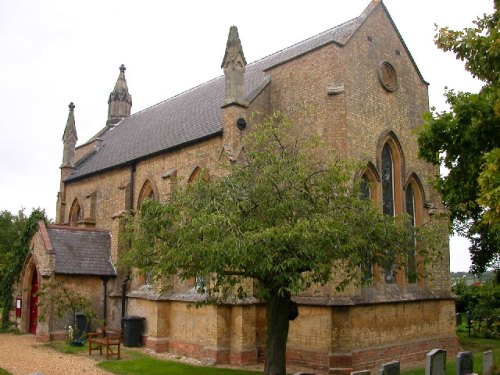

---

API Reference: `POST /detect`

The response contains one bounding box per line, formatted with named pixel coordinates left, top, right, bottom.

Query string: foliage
left=0, top=208, right=46, bottom=329
left=417, top=2, right=500, bottom=273
left=99, top=352, right=260, bottom=375
left=0, top=368, right=13, bottom=375
left=477, top=148, right=500, bottom=230
left=453, top=279, right=500, bottom=338
left=0, top=210, right=28, bottom=290
left=36, top=279, right=97, bottom=335
left=126, top=112, right=442, bottom=375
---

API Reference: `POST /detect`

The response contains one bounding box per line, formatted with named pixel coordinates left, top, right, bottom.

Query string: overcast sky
left=0, top=0, right=493, bottom=272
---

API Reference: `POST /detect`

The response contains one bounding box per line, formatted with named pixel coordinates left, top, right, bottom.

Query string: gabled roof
left=65, top=0, right=423, bottom=182
left=46, top=225, right=116, bottom=276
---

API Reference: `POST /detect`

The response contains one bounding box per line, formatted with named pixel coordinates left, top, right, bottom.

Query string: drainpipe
left=129, top=162, right=136, bottom=211
left=121, top=162, right=135, bottom=329
left=121, top=274, right=130, bottom=329
left=101, top=276, right=109, bottom=326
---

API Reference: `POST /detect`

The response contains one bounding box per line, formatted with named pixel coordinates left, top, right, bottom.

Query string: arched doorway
left=28, top=271, right=38, bottom=334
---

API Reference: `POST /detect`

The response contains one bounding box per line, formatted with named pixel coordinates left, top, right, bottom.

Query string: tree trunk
left=264, top=290, right=292, bottom=375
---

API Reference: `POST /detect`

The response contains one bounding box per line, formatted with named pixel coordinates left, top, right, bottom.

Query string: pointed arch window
left=406, top=185, right=417, bottom=283
left=382, top=144, right=394, bottom=217
left=69, top=200, right=82, bottom=226
left=360, top=175, right=371, bottom=201
left=381, top=143, right=396, bottom=284
left=138, top=180, right=157, bottom=209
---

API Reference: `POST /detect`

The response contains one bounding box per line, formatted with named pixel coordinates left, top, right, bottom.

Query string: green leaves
left=0, top=208, right=46, bottom=328
left=126, top=112, right=435, bottom=302
left=418, top=3, right=500, bottom=273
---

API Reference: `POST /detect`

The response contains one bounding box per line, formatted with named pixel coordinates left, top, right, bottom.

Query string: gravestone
left=456, top=351, right=473, bottom=375
left=351, top=370, right=371, bottom=375
left=425, top=349, right=446, bottom=375
left=377, top=361, right=400, bottom=375
left=483, top=350, right=493, bottom=375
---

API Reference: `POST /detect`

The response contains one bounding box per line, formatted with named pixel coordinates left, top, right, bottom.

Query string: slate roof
left=65, top=1, right=422, bottom=182
left=47, top=226, right=116, bottom=276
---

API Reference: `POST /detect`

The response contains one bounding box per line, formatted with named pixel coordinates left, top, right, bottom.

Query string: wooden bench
left=88, top=328, right=122, bottom=360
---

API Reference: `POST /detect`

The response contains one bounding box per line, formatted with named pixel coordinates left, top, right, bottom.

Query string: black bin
left=122, top=316, right=145, bottom=347
left=75, top=313, right=89, bottom=336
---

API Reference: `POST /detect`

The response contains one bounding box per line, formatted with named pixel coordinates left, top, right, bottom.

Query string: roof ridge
left=48, top=224, right=110, bottom=233
left=246, top=16, right=361, bottom=69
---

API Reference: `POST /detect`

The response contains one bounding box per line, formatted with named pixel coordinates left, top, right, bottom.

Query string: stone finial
left=221, top=26, right=247, bottom=69
left=62, top=102, right=77, bottom=142
left=107, top=64, right=132, bottom=127
left=61, top=102, right=78, bottom=168
left=221, top=26, right=248, bottom=107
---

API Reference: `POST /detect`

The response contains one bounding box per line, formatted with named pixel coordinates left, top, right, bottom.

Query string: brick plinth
left=145, top=336, right=257, bottom=365
left=328, top=335, right=460, bottom=372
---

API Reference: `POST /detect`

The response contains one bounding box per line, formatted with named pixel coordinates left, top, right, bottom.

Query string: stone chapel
left=14, top=0, right=459, bottom=372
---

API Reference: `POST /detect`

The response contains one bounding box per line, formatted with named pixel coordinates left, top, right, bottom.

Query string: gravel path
left=0, top=334, right=112, bottom=375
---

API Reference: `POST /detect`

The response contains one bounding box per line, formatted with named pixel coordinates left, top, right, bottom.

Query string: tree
left=0, top=210, right=26, bottom=287
left=417, top=1, right=500, bottom=274
left=36, top=279, right=97, bottom=338
left=0, top=208, right=46, bottom=329
left=126, top=112, right=440, bottom=375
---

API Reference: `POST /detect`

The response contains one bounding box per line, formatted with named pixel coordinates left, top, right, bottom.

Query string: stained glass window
left=382, top=144, right=395, bottom=283
left=382, top=144, right=394, bottom=217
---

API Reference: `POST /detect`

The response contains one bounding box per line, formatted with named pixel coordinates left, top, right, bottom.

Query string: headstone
left=351, top=371, right=371, bottom=375
left=377, top=361, right=400, bottom=375
left=456, top=351, right=473, bottom=375
left=483, top=350, right=493, bottom=375
left=425, top=349, right=447, bottom=375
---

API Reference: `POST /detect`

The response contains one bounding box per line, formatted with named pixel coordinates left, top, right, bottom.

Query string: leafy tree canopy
left=126, top=112, right=442, bottom=375
left=0, top=208, right=46, bottom=328
left=417, top=1, right=500, bottom=273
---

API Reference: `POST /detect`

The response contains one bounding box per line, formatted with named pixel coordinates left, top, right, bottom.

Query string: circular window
left=378, top=61, right=397, bottom=92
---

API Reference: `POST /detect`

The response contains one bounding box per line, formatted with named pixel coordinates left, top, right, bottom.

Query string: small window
left=69, top=200, right=82, bottom=226
left=360, top=175, right=371, bottom=200
left=406, top=185, right=417, bottom=283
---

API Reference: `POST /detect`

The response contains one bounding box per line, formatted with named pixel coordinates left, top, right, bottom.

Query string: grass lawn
left=401, top=333, right=500, bottom=375
left=42, top=333, right=499, bottom=375
left=42, top=340, right=89, bottom=354
left=98, top=350, right=260, bottom=375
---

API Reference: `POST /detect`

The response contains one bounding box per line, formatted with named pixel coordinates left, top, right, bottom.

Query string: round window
left=378, top=61, right=397, bottom=92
